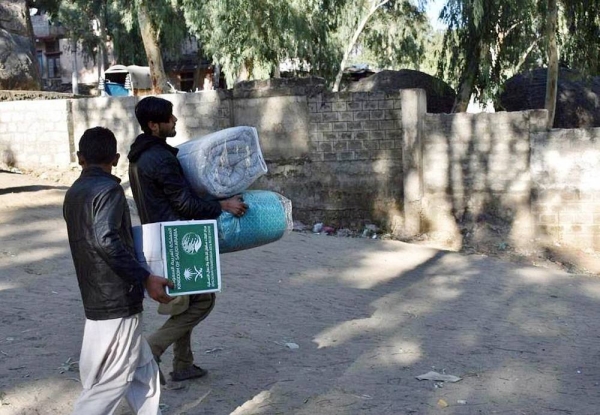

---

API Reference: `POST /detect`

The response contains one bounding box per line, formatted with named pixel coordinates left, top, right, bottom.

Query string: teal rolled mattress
left=217, top=190, right=293, bottom=253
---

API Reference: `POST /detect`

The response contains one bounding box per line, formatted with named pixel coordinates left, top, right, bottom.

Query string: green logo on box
left=163, top=223, right=220, bottom=295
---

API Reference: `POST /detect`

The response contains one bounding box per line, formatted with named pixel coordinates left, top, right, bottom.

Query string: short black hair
left=135, top=96, right=173, bottom=134
left=78, top=127, right=117, bottom=164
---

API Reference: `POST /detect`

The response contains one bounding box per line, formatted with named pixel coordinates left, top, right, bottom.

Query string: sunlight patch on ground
left=6, top=246, right=67, bottom=265
left=335, top=249, right=439, bottom=289
left=370, top=340, right=423, bottom=366
left=483, top=366, right=559, bottom=401
left=1, top=379, right=79, bottom=415
left=0, top=221, right=67, bottom=247
left=427, top=284, right=463, bottom=301
left=0, top=281, right=19, bottom=292
left=230, top=390, right=273, bottom=415
left=516, top=267, right=561, bottom=285
left=314, top=316, right=399, bottom=349
left=580, top=281, right=600, bottom=300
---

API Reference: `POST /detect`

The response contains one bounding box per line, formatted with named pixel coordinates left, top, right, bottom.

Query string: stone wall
left=253, top=89, right=405, bottom=230
left=421, top=111, right=541, bottom=245
left=531, top=127, right=600, bottom=250
left=1, top=86, right=600, bottom=251
left=69, top=91, right=231, bottom=177
left=0, top=99, right=71, bottom=168
left=0, top=86, right=407, bottom=231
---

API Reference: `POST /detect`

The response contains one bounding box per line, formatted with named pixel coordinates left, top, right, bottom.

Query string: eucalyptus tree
left=331, top=0, right=429, bottom=91
left=438, top=0, right=600, bottom=126
left=176, top=0, right=343, bottom=87
left=438, top=0, right=542, bottom=112
left=348, top=1, right=430, bottom=72
left=560, top=0, right=600, bottom=75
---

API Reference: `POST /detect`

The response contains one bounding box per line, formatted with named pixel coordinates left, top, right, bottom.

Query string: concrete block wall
left=2, top=86, right=599, bottom=250
left=421, top=111, right=537, bottom=244
left=70, top=91, right=231, bottom=177
left=252, top=90, right=405, bottom=230
left=0, top=99, right=71, bottom=169
left=531, top=127, right=600, bottom=250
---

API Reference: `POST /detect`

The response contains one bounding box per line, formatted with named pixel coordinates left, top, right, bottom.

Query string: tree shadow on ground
left=0, top=185, right=69, bottom=196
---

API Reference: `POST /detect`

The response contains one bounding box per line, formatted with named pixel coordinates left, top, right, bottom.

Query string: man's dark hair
left=78, top=127, right=117, bottom=164
left=135, top=96, right=173, bottom=134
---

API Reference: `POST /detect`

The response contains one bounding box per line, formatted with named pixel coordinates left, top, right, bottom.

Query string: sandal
left=170, top=364, right=208, bottom=381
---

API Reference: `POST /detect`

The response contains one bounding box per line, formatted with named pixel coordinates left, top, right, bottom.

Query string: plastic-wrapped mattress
left=217, top=190, right=292, bottom=253
left=176, top=126, right=268, bottom=198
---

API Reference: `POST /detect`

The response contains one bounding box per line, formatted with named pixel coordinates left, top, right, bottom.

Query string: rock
left=344, top=69, right=456, bottom=113
left=498, top=67, right=600, bottom=128
left=0, top=0, right=41, bottom=90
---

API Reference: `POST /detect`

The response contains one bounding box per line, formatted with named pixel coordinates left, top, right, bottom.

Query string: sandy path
left=1, top=171, right=600, bottom=415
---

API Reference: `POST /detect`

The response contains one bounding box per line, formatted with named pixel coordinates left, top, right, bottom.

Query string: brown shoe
left=170, top=364, right=208, bottom=381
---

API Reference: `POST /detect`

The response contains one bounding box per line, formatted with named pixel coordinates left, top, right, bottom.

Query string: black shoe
left=170, top=364, right=208, bottom=381
left=154, top=356, right=166, bottom=386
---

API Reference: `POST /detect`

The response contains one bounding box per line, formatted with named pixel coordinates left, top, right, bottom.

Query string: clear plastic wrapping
left=176, top=126, right=268, bottom=198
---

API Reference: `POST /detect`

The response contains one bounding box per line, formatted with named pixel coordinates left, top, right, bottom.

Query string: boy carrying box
left=63, top=126, right=172, bottom=415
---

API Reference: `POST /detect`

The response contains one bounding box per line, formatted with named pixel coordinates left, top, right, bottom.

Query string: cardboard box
left=133, top=220, right=221, bottom=296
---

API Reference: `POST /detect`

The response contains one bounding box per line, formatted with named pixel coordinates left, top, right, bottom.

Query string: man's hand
left=219, top=195, right=248, bottom=217
left=144, top=274, right=173, bottom=304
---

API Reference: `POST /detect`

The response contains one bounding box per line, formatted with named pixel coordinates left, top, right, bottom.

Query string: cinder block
left=333, top=122, right=347, bottom=131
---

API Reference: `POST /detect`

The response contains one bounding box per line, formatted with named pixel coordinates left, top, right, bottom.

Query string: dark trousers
left=147, top=293, right=216, bottom=372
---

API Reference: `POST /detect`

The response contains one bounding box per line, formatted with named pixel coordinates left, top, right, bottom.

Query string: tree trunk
left=136, top=0, right=169, bottom=94
left=545, top=0, right=558, bottom=129
left=213, top=64, right=221, bottom=89
left=71, top=39, right=79, bottom=95
left=332, top=0, right=390, bottom=92
left=96, top=1, right=109, bottom=80
left=452, top=41, right=483, bottom=112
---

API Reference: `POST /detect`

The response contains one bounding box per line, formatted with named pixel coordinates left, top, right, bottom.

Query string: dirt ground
left=2, top=170, right=600, bottom=415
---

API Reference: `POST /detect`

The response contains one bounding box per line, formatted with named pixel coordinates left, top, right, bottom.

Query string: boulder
left=0, top=0, right=41, bottom=90
left=498, top=67, right=600, bottom=129
left=344, top=69, right=457, bottom=114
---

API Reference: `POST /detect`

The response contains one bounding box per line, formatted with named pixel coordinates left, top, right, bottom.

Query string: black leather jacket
left=63, top=167, right=149, bottom=320
left=128, top=133, right=222, bottom=224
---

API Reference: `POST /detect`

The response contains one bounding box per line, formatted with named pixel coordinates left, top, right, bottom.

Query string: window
left=45, top=40, right=59, bottom=53
left=37, top=51, right=44, bottom=75
left=47, top=54, right=61, bottom=79
left=180, top=72, right=195, bottom=92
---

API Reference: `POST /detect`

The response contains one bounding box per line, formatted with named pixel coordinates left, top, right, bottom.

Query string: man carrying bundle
left=128, top=96, right=247, bottom=383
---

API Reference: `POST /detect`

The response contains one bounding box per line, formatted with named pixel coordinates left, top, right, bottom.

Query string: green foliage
left=436, top=0, right=600, bottom=109
left=177, top=0, right=343, bottom=86
left=438, top=0, right=543, bottom=105
left=354, top=0, right=429, bottom=70
left=560, top=0, right=600, bottom=75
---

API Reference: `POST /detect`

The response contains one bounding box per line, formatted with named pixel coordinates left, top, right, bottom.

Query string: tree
left=135, top=0, right=169, bottom=93
left=438, top=0, right=542, bottom=111
left=560, top=0, right=600, bottom=75
left=332, top=0, right=391, bottom=91
left=544, top=0, right=558, bottom=129
left=1, top=0, right=41, bottom=90
left=437, top=0, right=600, bottom=116
left=350, top=1, right=430, bottom=71
left=177, top=0, right=334, bottom=87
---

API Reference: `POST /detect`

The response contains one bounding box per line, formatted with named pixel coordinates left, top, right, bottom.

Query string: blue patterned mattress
left=217, top=190, right=293, bottom=253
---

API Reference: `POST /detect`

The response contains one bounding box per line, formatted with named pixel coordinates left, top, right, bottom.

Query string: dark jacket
left=63, top=167, right=149, bottom=320
left=128, top=133, right=222, bottom=224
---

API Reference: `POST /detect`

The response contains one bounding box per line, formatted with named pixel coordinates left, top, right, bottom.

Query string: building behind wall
left=31, top=13, right=112, bottom=92
left=30, top=13, right=222, bottom=94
